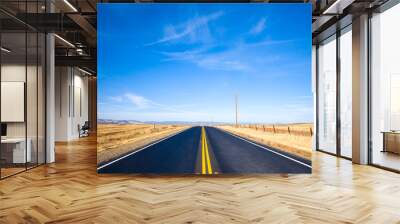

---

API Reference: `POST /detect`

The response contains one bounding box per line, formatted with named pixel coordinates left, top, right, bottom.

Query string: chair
left=79, top=121, right=90, bottom=138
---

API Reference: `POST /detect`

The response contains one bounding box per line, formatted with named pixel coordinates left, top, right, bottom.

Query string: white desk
left=1, top=138, right=31, bottom=163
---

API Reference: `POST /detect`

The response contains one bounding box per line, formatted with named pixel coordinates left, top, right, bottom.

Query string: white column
left=352, top=14, right=369, bottom=164
left=46, top=32, right=55, bottom=163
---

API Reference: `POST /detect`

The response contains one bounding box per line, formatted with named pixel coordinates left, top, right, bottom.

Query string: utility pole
left=235, top=95, right=238, bottom=127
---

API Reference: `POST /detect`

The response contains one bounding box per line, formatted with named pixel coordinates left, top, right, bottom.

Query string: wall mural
left=97, top=3, right=312, bottom=174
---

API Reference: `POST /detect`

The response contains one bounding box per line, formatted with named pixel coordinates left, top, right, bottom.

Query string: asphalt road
left=98, top=126, right=311, bottom=174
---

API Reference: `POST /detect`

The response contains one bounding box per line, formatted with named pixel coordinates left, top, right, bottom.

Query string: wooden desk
left=382, top=131, right=400, bottom=154
left=1, top=138, right=31, bottom=164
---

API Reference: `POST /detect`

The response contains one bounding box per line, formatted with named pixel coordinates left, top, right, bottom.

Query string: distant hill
left=98, top=119, right=144, bottom=124
left=146, top=121, right=230, bottom=126
left=98, top=119, right=230, bottom=126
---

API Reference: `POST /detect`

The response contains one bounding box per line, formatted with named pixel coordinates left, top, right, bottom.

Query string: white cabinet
left=1, top=138, right=31, bottom=163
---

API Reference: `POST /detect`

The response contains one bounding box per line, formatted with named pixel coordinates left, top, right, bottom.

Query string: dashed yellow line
left=201, top=127, right=213, bottom=175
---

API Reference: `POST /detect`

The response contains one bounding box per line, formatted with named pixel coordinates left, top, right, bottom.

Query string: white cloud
left=145, top=11, right=223, bottom=46
left=107, top=92, right=203, bottom=114
left=197, top=56, right=248, bottom=71
left=99, top=94, right=211, bottom=122
left=250, top=18, right=266, bottom=35
left=158, top=36, right=297, bottom=72
left=246, top=39, right=295, bottom=47
left=161, top=48, right=207, bottom=61
left=124, top=93, right=152, bottom=109
left=109, top=96, right=123, bottom=103
left=160, top=47, right=249, bottom=72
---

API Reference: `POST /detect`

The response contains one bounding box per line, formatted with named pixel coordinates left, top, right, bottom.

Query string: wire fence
left=234, top=124, right=313, bottom=137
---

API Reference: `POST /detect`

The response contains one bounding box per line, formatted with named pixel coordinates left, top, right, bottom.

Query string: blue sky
left=98, top=4, right=312, bottom=123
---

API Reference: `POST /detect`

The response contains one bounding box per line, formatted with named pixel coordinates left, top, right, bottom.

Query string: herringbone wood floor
left=1, top=136, right=400, bottom=224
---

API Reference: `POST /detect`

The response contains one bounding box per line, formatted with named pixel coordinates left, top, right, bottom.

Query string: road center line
left=202, top=127, right=206, bottom=174
left=201, top=127, right=213, bottom=175
left=204, top=128, right=213, bottom=174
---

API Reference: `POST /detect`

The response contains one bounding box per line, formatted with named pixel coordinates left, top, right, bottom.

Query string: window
left=370, top=2, right=400, bottom=171
left=339, top=26, right=352, bottom=158
left=317, top=35, right=337, bottom=154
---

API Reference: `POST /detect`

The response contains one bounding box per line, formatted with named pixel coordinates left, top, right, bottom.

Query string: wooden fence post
left=310, top=127, right=313, bottom=136
left=288, top=126, right=291, bottom=135
left=273, top=125, right=276, bottom=134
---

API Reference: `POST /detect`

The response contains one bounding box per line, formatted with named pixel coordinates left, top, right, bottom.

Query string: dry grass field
left=218, top=123, right=313, bottom=160
left=97, top=124, right=189, bottom=165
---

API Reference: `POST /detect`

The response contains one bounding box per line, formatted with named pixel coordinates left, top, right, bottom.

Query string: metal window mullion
left=80, top=88, right=82, bottom=117
left=316, top=45, right=320, bottom=151
left=336, top=29, right=341, bottom=157
left=367, top=11, right=373, bottom=165
left=25, top=0, right=28, bottom=171
left=36, top=0, right=39, bottom=167
left=69, top=68, right=71, bottom=118
left=73, top=68, right=75, bottom=118
left=59, top=68, right=62, bottom=117
left=44, top=32, right=47, bottom=164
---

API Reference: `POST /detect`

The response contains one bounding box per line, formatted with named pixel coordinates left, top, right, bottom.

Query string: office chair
left=79, top=121, right=90, bottom=138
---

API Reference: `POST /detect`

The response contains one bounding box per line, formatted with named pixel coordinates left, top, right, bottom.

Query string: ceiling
left=0, top=0, right=392, bottom=74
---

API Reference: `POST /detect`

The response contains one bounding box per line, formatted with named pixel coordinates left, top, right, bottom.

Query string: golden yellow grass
left=97, top=124, right=189, bottom=164
left=218, top=123, right=313, bottom=160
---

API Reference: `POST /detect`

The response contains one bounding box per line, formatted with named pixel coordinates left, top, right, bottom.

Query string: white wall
left=72, top=73, right=89, bottom=138
left=55, top=67, right=89, bottom=141
left=55, top=67, right=70, bottom=141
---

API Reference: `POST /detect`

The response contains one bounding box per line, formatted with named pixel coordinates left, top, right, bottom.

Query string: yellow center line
left=201, top=127, right=213, bottom=175
left=201, top=127, right=206, bottom=174
left=204, top=130, right=213, bottom=174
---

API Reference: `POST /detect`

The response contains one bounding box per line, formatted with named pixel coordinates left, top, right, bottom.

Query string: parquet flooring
left=1, top=136, right=400, bottom=223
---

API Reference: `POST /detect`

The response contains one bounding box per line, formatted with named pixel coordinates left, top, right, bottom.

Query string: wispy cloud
left=160, top=47, right=249, bottom=72
left=108, top=93, right=154, bottom=109
left=250, top=18, right=266, bottom=35
left=161, top=47, right=208, bottom=62
left=109, top=96, right=123, bottom=103
left=245, top=39, right=296, bottom=48
left=108, top=92, right=201, bottom=113
left=102, top=92, right=211, bottom=121
left=145, top=11, right=223, bottom=46
left=197, top=55, right=248, bottom=71
left=158, top=37, right=296, bottom=72
left=124, top=93, right=152, bottom=109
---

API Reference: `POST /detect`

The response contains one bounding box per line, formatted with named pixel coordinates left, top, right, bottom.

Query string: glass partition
left=0, top=1, right=46, bottom=179
left=1, top=30, right=28, bottom=177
